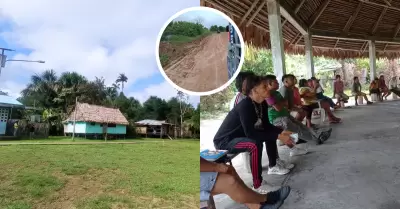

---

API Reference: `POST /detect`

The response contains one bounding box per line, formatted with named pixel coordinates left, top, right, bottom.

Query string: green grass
left=160, top=54, right=169, bottom=66
left=0, top=140, right=199, bottom=209
left=167, top=31, right=212, bottom=44
left=0, top=136, right=165, bottom=144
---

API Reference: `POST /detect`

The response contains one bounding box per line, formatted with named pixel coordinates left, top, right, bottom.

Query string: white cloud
left=129, top=81, right=200, bottom=106
left=0, top=0, right=200, bottom=101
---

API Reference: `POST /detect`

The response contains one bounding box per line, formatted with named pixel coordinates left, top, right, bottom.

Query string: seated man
left=333, top=75, right=349, bottom=106
left=265, top=75, right=332, bottom=146
left=351, top=76, right=372, bottom=105
left=389, top=76, right=400, bottom=97
left=213, top=75, right=294, bottom=193
left=311, top=77, right=338, bottom=109
left=200, top=157, right=291, bottom=209
left=230, top=71, right=255, bottom=110
left=379, top=75, right=391, bottom=100
left=279, top=74, right=306, bottom=122
left=370, top=77, right=382, bottom=101
left=298, top=79, right=341, bottom=126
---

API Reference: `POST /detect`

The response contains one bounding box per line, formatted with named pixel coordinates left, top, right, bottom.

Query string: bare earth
left=165, top=33, right=229, bottom=92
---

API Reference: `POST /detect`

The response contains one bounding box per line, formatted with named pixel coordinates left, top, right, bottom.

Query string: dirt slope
left=164, top=32, right=229, bottom=92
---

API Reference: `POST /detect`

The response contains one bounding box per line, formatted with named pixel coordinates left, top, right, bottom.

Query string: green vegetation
left=0, top=140, right=199, bottom=209
left=210, top=25, right=226, bottom=32
left=161, top=21, right=211, bottom=44
left=201, top=44, right=399, bottom=118
left=17, top=70, right=199, bottom=137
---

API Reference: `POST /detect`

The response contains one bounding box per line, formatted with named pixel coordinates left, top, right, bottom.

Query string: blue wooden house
left=0, top=93, right=24, bottom=136
left=63, top=102, right=129, bottom=138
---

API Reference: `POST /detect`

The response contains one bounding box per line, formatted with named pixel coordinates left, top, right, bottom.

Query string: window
left=108, top=124, right=116, bottom=127
left=90, top=122, right=96, bottom=126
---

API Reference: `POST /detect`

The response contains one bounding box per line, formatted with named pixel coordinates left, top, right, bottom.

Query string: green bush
left=159, top=54, right=169, bottom=66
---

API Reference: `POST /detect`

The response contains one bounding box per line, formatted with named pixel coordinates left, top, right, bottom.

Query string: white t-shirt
left=229, top=92, right=246, bottom=110
left=316, top=86, right=323, bottom=93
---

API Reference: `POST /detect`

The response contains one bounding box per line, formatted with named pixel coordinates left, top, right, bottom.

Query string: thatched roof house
left=201, top=0, right=400, bottom=58
left=64, top=103, right=128, bottom=125
left=63, top=103, right=128, bottom=137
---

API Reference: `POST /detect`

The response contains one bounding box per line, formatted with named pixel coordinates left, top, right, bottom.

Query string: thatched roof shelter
left=201, top=0, right=400, bottom=58
left=64, top=103, right=129, bottom=125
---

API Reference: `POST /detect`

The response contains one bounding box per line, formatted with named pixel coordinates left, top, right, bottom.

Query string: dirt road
left=164, top=32, right=229, bottom=92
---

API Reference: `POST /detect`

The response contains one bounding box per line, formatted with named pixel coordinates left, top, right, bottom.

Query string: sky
left=174, top=10, right=229, bottom=28
left=0, top=0, right=200, bottom=106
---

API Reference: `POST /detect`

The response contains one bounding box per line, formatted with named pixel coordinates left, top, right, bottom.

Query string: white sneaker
left=290, top=147, right=308, bottom=157
left=252, top=180, right=273, bottom=194
left=276, top=158, right=294, bottom=169
left=268, top=165, right=290, bottom=175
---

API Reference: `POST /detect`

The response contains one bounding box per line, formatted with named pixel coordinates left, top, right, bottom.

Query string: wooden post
left=72, top=97, right=77, bottom=141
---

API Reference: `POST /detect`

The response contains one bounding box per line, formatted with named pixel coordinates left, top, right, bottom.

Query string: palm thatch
left=201, top=0, right=400, bottom=59
left=64, top=102, right=129, bottom=125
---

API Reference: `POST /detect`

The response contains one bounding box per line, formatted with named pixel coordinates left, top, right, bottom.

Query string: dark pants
left=369, top=89, right=380, bottom=95
left=390, top=88, right=400, bottom=96
left=302, top=103, right=320, bottom=120
left=316, top=92, right=335, bottom=108
left=218, top=137, right=278, bottom=188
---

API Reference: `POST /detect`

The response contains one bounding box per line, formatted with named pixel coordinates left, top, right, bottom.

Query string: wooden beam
left=372, top=0, right=391, bottom=35
left=357, top=0, right=400, bottom=12
left=384, top=22, right=400, bottom=51
left=282, top=0, right=306, bottom=28
left=383, top=0, right=392, bottom=6
left=246, top=0, right=266, bottom=27
left=278, top=0, right=308, bottom=34
left=334, top=39, right=340, bottom=48
left=204, top=0, right=269, bottom=33
left=308, top=0, right=331, bottom=28
left=343, top=2, right=363, bottom=33
left=296, top=44, right=400, bottom=53
left=295, top=0, right=307, bottom=13
left=311, top=29, right=400, bottom=44
left=239, top=0, right=260, bottom=25
left=200, top=0, right=205, bottom=6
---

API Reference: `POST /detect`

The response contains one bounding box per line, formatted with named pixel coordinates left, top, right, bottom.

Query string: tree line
left=209, top=25, right=226, bottom=32
left=162, top=20, right=209, bottom=40
left=17, top=70, right=199, bottom=137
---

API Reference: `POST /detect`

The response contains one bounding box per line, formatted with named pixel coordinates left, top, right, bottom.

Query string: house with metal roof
left=0, top=94, right=24, bottom=135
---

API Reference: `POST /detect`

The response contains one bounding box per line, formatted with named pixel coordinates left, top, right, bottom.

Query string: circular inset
left=156, top=7, right=245, bottom=96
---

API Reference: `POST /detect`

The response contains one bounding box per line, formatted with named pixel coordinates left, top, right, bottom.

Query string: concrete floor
left=200, top=99, right=400, bottom=209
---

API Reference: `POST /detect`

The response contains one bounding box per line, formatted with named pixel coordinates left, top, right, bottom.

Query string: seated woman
left=311, top=77, right=339, bottom=109
left=213, top=75, right=295, bottom=194
left=378, top=75, right=391, bottom=100
left=370, top=78, right=382, bottom=101
left=298, top=79, right=341, bottom=127
left=351, top=76, right=373, bottom=105
left=200, top=157, right=291, bottom=209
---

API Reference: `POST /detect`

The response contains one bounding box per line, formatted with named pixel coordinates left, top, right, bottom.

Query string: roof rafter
left=311, top=29, right=400, bottom=44
left=308, top=0, right=331, bottom=28
left=372, top=0, right=391, bottom=35
left=239, top=0, right=260, bottom=26
left=384, top=22, right=400, bottom=51
left=282, top=0, right=306, bottom=27
left=278, top=0, right=308, bottom=34
left=246, top=0, right=266, bottom=27
left=358, top=0, right=400, bottom=12
left=343, top=2, right=363, bottom=33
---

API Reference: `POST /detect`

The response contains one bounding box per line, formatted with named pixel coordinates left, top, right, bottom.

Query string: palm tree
left=116, top=73, right=128, bottom=93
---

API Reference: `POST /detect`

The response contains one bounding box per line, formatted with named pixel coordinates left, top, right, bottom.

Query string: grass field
left=0, top=138, right=199, bottom=209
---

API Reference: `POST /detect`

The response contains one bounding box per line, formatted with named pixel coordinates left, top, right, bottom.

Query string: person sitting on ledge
left=351, top=76, right=373, bottom=106
left=311, top=77, right=339, bottom=110
left=333, top=75, right=349, bottom=107
left=264, top=75, right=332, bottom=146
left=298, top=79, right=341, bottom=126
left=378, top=75, right=391, bottom=100
left=369, top=77, right=382, bottom=101
left=200, top=157, right=291, bottom=209
left=213, top=75, right=295, bottom=194
left=389, top=76, right=400, bottom=97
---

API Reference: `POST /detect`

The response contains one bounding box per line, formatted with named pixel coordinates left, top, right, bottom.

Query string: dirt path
left=165, top=33, right=229, bottom=92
